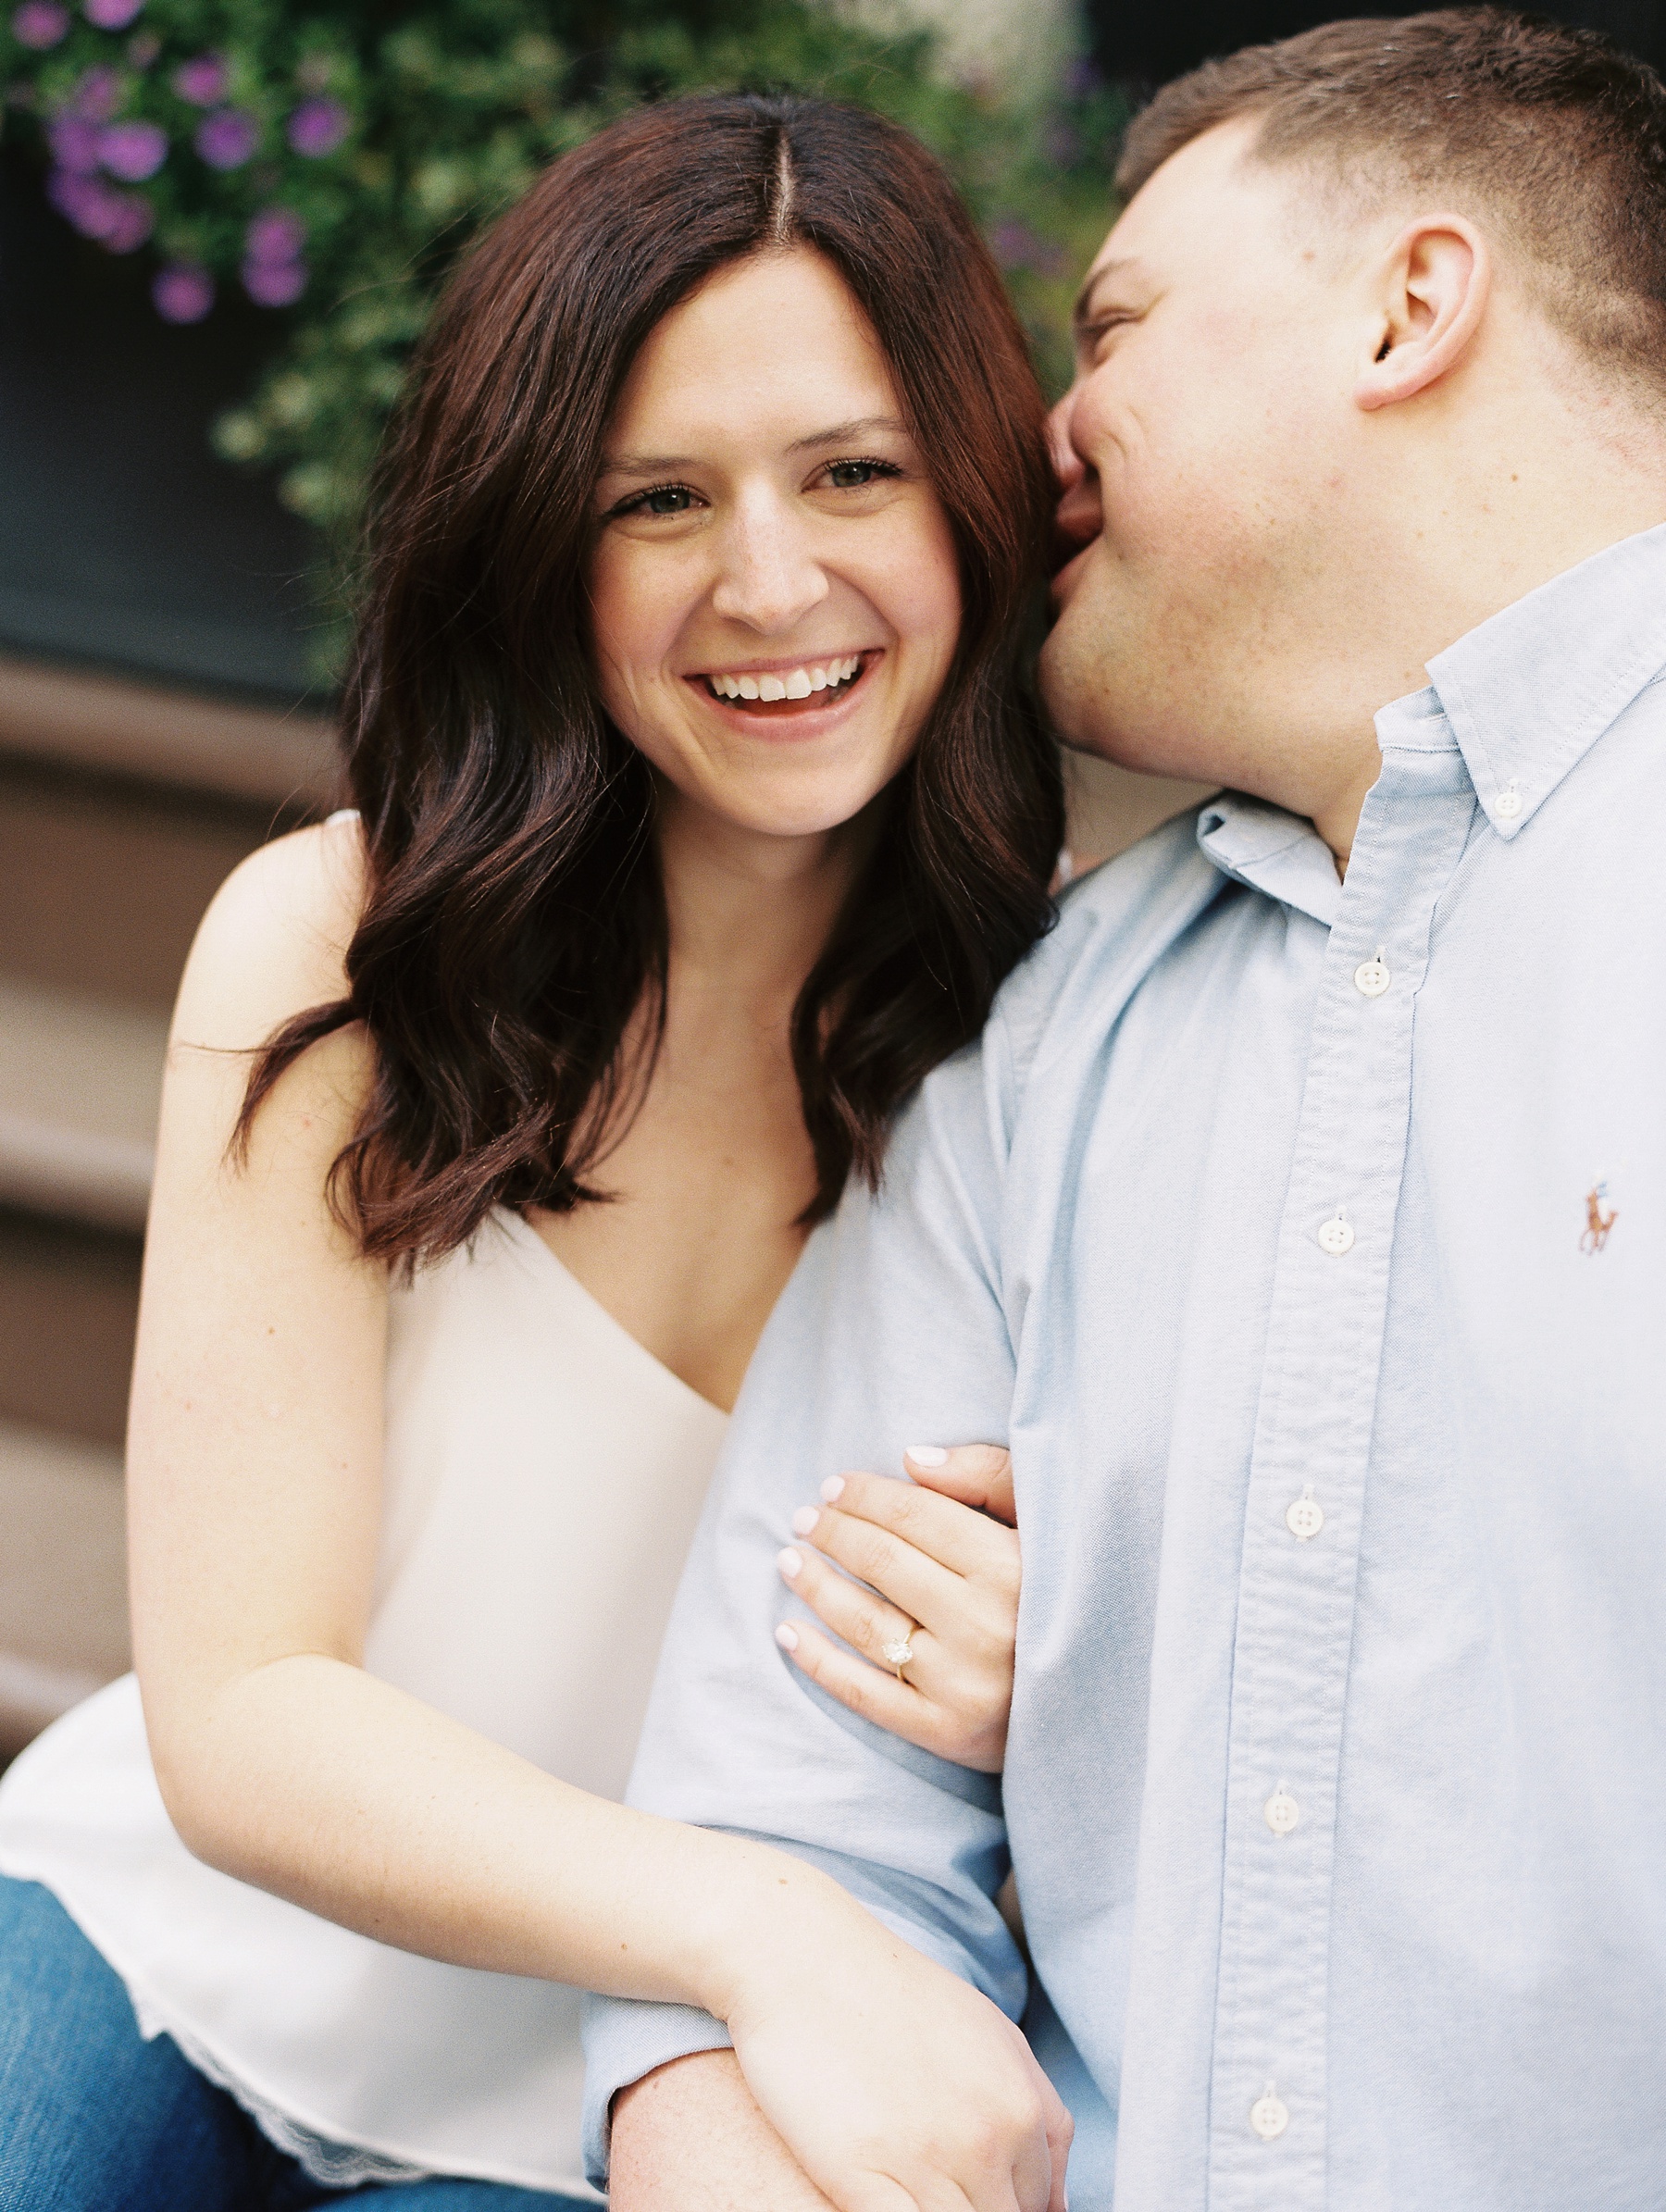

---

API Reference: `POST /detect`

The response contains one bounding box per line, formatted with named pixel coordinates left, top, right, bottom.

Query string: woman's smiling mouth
left=696, top=652, right=874, bottom=713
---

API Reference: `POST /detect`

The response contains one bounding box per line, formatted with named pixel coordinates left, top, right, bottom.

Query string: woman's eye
left=825, top=458, right=899, bottom=491
left=636, top=484, right=697, bottom=516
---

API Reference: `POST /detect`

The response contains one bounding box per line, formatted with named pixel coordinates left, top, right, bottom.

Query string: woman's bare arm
left=128, top=818, right=830, bottom=2007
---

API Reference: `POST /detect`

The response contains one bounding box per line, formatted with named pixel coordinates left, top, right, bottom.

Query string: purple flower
left=10, top=2, right=69, bottom=48
left=71, top=64, right=118, bottom=117
left=83, top=0, right=144, bottom=26
left=988, top=217, right=1066, bottom=279
left=171, top=50, right=228, bottom=105
left=47, top=114, right=102, bottom=172
left=47, top=165, right=118, bottom=231
left=153, top=261, right=213, bottom=323
left=98, top=119, right=166, bottom=180
left=245, top=205, right=305, bottom=265
left=102, top=190, right=152, bottom=250
left=194, top=105, right=258, bottom=169
left=241, top=206, right=308, bottom=306
left=44, top=163, right=149, bottom=249
left=242, top=255, right=307, bottom=306
left=286, top=96, right=349, bottom=157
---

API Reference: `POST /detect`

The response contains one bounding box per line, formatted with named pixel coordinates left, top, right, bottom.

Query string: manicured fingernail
left=777, top=1547, right=802, bottom=1580
left=906, top=1445, right=948, bottom=1467
left=790, top=1507, right=818, bottom=1538
left=820, top=1475, right=846, bottom=1503
left=774, top=1622, right=800, bottom=1652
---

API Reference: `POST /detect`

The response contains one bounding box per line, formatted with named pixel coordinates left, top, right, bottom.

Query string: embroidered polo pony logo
left=1581, top=1181, right=1618, bottom=1254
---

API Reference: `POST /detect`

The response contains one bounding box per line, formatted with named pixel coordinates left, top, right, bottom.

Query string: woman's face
left=589, top=249, right=962, bottom=841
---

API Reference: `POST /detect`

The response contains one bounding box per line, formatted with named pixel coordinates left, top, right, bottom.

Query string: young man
left=589, top=13, right=1666, bottom=2206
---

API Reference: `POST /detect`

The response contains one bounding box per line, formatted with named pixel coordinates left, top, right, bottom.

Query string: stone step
left=0, top=652, right=333, bottom=814
left=0, top=745, right=282, bottom=1016
left=0, top=1419, right=127, bottom=1761
left=0, top=976, right=167, bottom=1233
left=0, top=1207, right=141, bottom=1450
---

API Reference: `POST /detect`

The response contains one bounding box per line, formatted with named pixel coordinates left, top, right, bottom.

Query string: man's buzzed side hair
left=1117, top=7, right=1666, bottom=379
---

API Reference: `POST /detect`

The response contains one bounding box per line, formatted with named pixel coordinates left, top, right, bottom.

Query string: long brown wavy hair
left=240, top=92, right=1063, bottom=1264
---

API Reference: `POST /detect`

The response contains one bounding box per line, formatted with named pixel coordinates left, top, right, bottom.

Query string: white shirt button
left=1353, top=948, right=1390, bottom=998
left=1264, top=1783, right=1300, bottom=1836
left=1494, top=781, right=1523, bottom=820
left=1286, top=1486, right=1324, bottom=1541
left=1250, top=2084, right=1289, bottom=2140
left=1317, top=1210, right=1354, bottom=1256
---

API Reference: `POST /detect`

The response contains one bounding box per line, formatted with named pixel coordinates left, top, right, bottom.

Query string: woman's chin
left=671, top=768, right=899, bottom=847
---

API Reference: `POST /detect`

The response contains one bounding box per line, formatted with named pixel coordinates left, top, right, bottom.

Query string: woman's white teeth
left=710, top=654, right=862, bottom=702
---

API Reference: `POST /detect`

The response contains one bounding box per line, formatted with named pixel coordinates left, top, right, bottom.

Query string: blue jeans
left=0, top=1874, right=596, bottom=2211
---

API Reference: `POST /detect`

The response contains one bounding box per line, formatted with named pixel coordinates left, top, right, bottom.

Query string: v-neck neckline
left=500, top=1210, right=731, bottom=1423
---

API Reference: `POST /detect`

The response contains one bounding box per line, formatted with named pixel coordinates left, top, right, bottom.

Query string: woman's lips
left=689, top=651, right=878, bottom=719
left=706, top=652, right=864, bottom=703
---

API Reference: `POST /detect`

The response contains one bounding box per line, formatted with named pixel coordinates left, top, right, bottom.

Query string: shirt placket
left=1205, top=741, right=1474, bottom=2208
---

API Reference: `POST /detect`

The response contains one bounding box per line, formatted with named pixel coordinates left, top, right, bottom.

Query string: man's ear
left=1353, top=213, right=1490, bottom=413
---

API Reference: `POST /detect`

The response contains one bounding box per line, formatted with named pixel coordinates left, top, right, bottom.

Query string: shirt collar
left=1409, top=519, right=1666, bottom=840
left=1196, top=793, right=1342, bottom=927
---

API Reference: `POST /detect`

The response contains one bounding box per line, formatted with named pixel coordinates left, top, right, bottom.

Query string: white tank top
left=0, top=1209, right=729, bottom=2196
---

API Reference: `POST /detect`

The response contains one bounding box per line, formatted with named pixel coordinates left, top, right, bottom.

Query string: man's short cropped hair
left=1117, top=7, right=1666, bottom=379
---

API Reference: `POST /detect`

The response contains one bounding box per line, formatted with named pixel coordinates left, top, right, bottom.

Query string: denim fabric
left=0, top=1876, right=592, bottom=2212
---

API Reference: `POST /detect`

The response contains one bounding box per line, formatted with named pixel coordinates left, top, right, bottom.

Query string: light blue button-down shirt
left=585, top=526, right=1666, bottom=2208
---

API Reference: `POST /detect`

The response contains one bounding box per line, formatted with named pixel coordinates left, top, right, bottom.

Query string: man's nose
left=1047, top=390, right=1084, bottom=495
left=1046, top=386, right=1102, bottom=563
left=710, top=499, right=829, bottom=633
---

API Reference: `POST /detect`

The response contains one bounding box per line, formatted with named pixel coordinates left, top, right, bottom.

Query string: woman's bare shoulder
left=173, top=810, right=367, bottom=1052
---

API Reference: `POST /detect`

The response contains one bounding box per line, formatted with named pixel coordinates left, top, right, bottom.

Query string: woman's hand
left=720, top=1876, right=1072, bottom=2212
left=775, top=1444, right=1019, bottom=1772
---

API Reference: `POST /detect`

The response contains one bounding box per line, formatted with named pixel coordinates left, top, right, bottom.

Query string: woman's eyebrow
left=788, top=415, right=908, bottom=453
left=600, top=416, right=909, bottom=476
left=598, top=452, right=695, bottom=477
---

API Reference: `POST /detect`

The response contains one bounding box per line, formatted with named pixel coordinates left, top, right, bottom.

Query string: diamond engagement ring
left=880, top=1633, right=915, bottom=1682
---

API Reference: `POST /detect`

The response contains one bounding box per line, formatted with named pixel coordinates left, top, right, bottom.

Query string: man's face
left=1041, top=120, right=1366, bottom=790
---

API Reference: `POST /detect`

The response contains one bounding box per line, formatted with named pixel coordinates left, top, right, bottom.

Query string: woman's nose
left=709, top=502, right=829, bottom=634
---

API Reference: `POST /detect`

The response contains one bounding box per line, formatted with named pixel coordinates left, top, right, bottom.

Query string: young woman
left=0, top=94, right=1068, bottom=2212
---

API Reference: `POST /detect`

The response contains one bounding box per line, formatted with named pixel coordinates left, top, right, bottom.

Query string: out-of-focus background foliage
left=0, top=0, right=1660, bottom=1763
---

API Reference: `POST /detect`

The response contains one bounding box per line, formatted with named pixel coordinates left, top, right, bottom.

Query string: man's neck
left=1267, top=346, right=1666, bottom=865
left=1300, top=503, right=1666, bottom=868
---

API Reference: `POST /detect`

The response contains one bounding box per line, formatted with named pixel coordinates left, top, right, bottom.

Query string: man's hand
left=610, top=2051, right=837, bottom=2211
